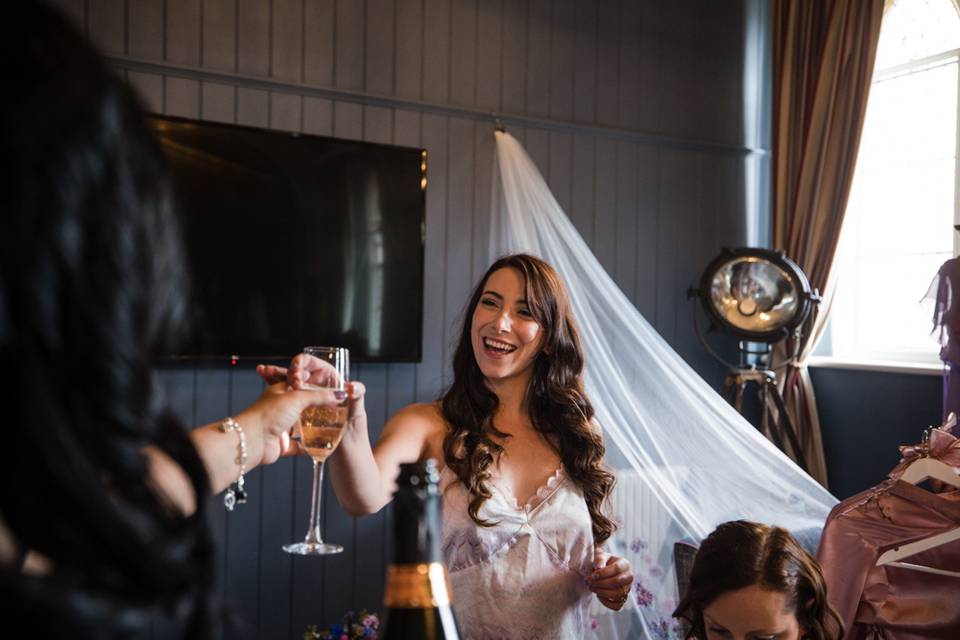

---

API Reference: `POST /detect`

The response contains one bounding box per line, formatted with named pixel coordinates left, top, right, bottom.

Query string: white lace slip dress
left=440, top=465, right=595, bottom=640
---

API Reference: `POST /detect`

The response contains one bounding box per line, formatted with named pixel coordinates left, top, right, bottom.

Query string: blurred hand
left=588, top=548, right=634, bottom=611
left=243, top=382, right=340, bottom=466
left=256, top=354, right=367, bottom=440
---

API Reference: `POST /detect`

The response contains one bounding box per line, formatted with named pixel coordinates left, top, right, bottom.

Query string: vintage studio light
left=689, top=247, right=818, bottom=469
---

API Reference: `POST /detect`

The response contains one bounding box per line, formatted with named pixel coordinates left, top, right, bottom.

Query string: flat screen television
left=148, top=115, right=426, bottom=362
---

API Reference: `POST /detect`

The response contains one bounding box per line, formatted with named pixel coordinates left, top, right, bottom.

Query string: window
left=823, top=0, right=960, bottom=366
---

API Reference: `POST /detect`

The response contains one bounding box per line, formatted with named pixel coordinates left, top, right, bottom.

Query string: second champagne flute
left=283, top=345, right=349, bottom=556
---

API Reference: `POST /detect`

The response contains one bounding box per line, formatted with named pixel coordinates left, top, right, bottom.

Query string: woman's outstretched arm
left=258, top=356, right=442, bottom=517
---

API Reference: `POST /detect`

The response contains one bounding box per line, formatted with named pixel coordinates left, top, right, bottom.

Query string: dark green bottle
left=379, top=459, right=460, bottom=640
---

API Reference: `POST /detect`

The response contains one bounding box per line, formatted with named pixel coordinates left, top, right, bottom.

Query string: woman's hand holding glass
left=257, top=354, right=368, bottom=446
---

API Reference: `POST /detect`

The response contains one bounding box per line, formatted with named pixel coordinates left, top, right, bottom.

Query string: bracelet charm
left=220, top=416, right=248, bottom=511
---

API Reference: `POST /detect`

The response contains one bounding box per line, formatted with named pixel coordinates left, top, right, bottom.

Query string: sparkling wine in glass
left=283, top=346, right=349, bottom=556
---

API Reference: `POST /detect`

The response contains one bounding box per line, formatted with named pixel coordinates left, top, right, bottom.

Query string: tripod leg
left=734, top=379, right=745, bottom=413
left=767, top=379, right=808, bottom=472
left=760, top=384, right=786, bottom=451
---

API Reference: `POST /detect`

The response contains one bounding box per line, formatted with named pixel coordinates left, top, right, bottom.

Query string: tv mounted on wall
left=148, top=115, right=426, bottom=363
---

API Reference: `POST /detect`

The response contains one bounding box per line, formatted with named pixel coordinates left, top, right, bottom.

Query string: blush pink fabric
left=817, top=428, right=960, bottom=639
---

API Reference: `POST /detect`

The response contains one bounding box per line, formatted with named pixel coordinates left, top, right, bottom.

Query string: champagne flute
left=283, top=346, right=349, bottom=555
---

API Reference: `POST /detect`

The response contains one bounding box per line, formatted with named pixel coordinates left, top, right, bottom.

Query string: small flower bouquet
left=304, top=609, right=379, bottom=640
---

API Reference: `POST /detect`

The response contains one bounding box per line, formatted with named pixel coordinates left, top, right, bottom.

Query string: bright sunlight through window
left=825, top=0, right=960, bottom=366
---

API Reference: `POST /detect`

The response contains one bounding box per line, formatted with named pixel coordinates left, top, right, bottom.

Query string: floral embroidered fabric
left=440, top=465, right=594, bottom=639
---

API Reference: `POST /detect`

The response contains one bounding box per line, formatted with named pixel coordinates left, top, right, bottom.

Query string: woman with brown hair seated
left=673, top=520, right=844, bottom=640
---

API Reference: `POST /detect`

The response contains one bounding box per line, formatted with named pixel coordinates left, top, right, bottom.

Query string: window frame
left=815, top=46, right=960, bottom=373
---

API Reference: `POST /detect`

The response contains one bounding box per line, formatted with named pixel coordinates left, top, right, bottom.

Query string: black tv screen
left=148, top=115, right=425, bottom=362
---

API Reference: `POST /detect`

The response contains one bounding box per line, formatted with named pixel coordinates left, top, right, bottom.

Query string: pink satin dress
left=816, top=428, right=960, bottom=639
left=439, top=465, right=595, bottom=640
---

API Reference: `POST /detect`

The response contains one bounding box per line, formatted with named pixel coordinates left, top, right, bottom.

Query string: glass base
left=282, top=541, right=344, bottom=555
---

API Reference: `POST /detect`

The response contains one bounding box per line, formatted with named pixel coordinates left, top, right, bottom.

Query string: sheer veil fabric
left=489, top=130, right=837, bottom=638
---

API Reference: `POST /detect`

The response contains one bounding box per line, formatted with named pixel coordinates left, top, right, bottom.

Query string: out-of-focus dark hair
left=0, top=3, right=218, bottom=637
left=673, top=521, right=844, bottom=640
left=440, top=254, right=616, bottom=544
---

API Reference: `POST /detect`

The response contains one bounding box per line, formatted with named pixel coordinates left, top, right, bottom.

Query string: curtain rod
left=108, top=54, right=769, bottom=157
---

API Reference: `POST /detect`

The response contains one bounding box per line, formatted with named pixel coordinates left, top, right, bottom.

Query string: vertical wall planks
left=200, top=0, right=236, bottom=122
left=128, top=0, right=164, bottom=60
left=615, top=141, right=638, bottom=305
left=573, top=1, right=597, bottom=124
left=525, top=0, right=551, bottom=118
left=272, top=0, right=304, bottom=83
left=450, top=0, right=477, bottom=107
left=237, top=0, right=270, bottom=77
left=202, top=0, right=236, bottom=71
left=128, top=71, right=164, bottom=112
left=617, top=0, right=641, bottom=131
left=571, top=135, right=596, bottom=247
left=637, top=0, right=662, bottom=133
left=635, top=145, right=660, bottom=321
left=422, top=0, right=451, bottom=105
left=166, top=0, right=201, bottom=65
left=394, top=0, right=423, bottom=100
left=201, top=82, right=235, bottom=122
left=472, top=121, right=495, bottom=282
left=548, top=0, right=574, bottom=122
left=366, top=0, right=396, bottom=96
left=595, top=0, right=619, bottom=127
left=304, top=0, right=335, bottom=87
left=475, top=0, right=502, bottom=112
left=164, top=77, right=200, bottom=118
left=335, top=0, right=364, bottom=90
left=674, top=157, right=704, bottom=367
left=499, top=0, right=527, bottom=115
left=303, top=97, right=334, bottom=135
left=548, top=132, right=573, bottom=216
left=593, top=137, right=617, bottom=276
left=236, top=88, right=269, bottom=126
left=270, top=92, right=302, bottom=132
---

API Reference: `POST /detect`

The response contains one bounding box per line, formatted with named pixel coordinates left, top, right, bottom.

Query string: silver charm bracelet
left=220, top=416, right=248, bottom=511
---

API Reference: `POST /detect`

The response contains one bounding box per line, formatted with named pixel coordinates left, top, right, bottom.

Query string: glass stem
left=304, top=459, right=325, bottom=545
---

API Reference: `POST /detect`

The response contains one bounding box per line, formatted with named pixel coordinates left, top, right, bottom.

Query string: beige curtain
left=770, top=0, right=885, bottom=488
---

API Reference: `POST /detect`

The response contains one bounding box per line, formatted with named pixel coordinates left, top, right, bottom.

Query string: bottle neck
left=391, top=484, right=442, bottom=564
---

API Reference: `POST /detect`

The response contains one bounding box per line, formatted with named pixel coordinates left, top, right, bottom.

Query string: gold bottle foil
left=383, top=562, right=453, bottom=608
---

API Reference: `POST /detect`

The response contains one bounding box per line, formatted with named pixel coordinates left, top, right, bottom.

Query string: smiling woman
left=263, top=253, right=634, bottom=639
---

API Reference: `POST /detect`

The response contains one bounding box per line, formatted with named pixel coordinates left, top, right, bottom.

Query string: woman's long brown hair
left=440, top=254, right=616, bottom=544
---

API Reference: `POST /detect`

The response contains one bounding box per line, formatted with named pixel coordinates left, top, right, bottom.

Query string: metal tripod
left=724, top=366, right=808, bottom=473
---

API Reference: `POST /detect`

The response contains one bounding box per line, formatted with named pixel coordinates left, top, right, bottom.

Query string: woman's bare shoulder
left=385, top=402, right=447, bottom=435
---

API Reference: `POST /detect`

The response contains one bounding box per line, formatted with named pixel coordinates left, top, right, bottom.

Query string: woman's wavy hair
left=673, top=520, right=844, bottom=640
left=0, top=3, right=219, bottom=637
left=441, top=254, right=616, bottom=544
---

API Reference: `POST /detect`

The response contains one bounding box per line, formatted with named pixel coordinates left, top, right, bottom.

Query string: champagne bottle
left=380, top=459, right=460, bottom=640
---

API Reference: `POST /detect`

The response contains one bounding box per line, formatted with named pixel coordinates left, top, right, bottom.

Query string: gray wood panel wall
left=50, top=0, right=765, bottom=637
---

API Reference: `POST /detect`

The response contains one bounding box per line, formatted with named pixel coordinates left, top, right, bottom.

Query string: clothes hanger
left=898, top=456, right=960, bottom=485
left=876, top=424, right=960, bottom=577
